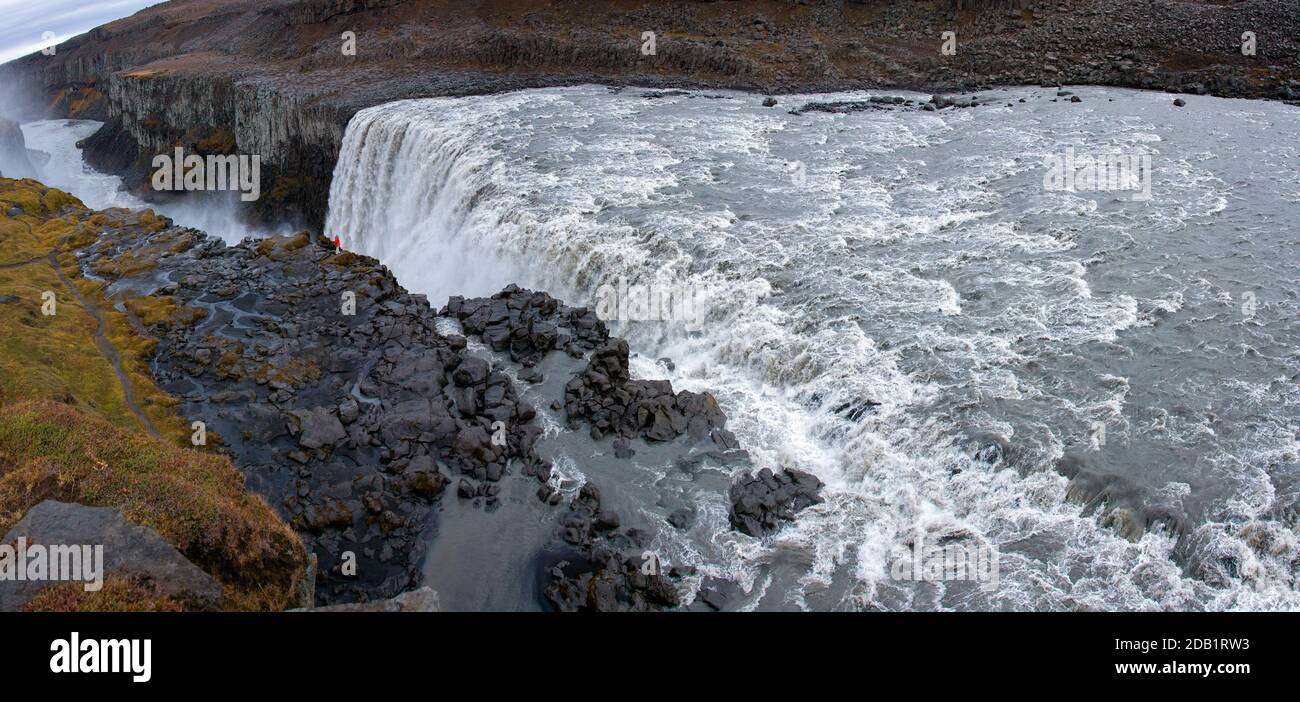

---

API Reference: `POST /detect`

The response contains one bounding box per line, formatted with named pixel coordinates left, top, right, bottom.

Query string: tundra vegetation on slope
left=0, top=178, right=308, bottom=611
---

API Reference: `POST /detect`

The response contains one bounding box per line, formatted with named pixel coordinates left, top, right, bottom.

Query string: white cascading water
left=20, top=119, right=289, bottom=244
left=326, top=86, right=1300, bottom=610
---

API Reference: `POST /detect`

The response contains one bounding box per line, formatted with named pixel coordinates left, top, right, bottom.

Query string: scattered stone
left=544, top=483, right=680, bottom=612
left=640, top=90, right=690, bottom=99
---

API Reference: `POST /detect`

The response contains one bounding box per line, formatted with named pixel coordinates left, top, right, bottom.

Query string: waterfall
left=321, top=86, right=1300, bottom=611
left=326, top=97, right=535, bottom=305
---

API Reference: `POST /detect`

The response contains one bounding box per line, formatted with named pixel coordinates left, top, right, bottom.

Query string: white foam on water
left=325, top=85, right=1300, bottom=611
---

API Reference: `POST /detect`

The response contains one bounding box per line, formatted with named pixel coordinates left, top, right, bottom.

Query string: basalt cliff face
left=2, top=0, right=1297, bottom=230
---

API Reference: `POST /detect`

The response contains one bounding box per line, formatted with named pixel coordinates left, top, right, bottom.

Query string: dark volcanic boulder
left=451, top=356, right=489, bottom=386
left=402, top=455, right=449, bottom=497
left=446, top=285, right=608, bottom=366
left=290, top=407, right=347, bottom=449
left=728, top=467, right=825, bottom=537
left=564, top=338, right=727, bottom=445
left=451, top=286, right=731, bottom=451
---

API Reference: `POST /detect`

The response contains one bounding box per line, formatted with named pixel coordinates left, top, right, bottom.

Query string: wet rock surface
left=444, top=286, right=749, bottom=609
left=77, top=225, right=551, bottom=604
left=543, top=483, right=680, bottom=612
left=445, top=284, right=609, bottom=366
left=1056, top=454, right=1188, bottom=541
left=446, top=286, right=823, bottom=607
left=728, top=467, right=826, bottom=538
left=566, top=338, right=732, bottom=446
left=447, top=285, right=738, bottom=450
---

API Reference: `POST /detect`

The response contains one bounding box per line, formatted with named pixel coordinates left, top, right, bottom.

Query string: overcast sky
left=0, top=0, right=162, bottom=64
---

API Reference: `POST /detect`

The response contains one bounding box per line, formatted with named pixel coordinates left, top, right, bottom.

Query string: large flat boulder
left=0, top=500, right=224, bottom=611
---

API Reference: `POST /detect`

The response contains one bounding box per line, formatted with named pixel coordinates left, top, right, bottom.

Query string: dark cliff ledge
left=2, top=0, right=1298, bottom=229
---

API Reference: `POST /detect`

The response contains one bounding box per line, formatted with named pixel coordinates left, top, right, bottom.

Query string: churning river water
left=326, top=85, right=1299, bottom=611
left=23, top=84, right=1298, bottom=610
